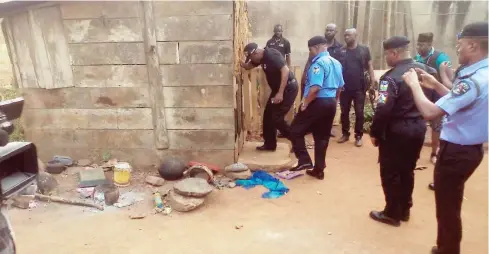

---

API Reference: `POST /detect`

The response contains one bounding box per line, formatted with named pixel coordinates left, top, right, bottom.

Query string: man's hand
left=272, top=92, right=284, bottom=104
left=402, top=68, right=422, bottom=88
left=300, top=102, right=308, bottom=112
left=240, top=61, right=246, bottom=68
left=370, top=137, right=378, bottom=147
left=413, top=68, right=438, bottom=89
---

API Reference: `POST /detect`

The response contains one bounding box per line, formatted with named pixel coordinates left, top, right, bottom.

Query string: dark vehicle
left=0, top=97, right=40, bottom=254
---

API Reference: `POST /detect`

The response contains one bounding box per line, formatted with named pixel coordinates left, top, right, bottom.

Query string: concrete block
left=162, top=86, right=234, bottom=108
left=64, top=18, right=143, bottom=43
left=156, top=15, right=232, bottom=41
left=157, top=42, right=179, bottom=64
left=238, top=142, right=296, bottom=172
left=60, top=1, right=140, bottom=19
left=154, top=1, right=232, bottom=17
left=79, top=168, right=108, bottom=187
left=160, top=64, right=232, bottom=86
left=165, top=108, right=234, bottom=130
left=168, top=130, right=235, bottom=150
left=178, top=41, right=233, bottom=64
left=23, top=109, right=118, bottom=129
left=72, top=65, right=148, bottom=87
left=69, top=43, right=146, bottom=65
left=117, top=108, right=153, bottom=130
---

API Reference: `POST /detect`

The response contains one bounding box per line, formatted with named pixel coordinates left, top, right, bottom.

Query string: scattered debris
left=161, top=206, right=172, bottom=215
left=113, top=191, right=144, bottom=208
left=212, top=175, right=232, bottom=189
left=167, top=190, right=204, bottom=212
left=77, top=159, right=92, bottom=167
left=235, top=225, right=243, bottom=230
left=46, top=160, right=67, bottom=174
left=12, top=195, right=35, bottom=209
left=228, top=182, right=236, bottom=188
left=79, top=168, right=107, bottom=188
left=224, top=162, right=249, bottom=173
left=153, top=191, right=164, bottom=209
left=113, top=162, right=132, bottom=187
left=129, top=213, right=146, bottom=220
left=94, top=184, right=120, bottom=206
left=35, top=193, right=104, bottom=211
left=276, top=170, right=304, bottom=180
left=145, top=176, right=165, bottom=187
left=37, top=172, right=59, bottom=195
left=77, top=187, right=95, bottom=198
left=159, top=157, right=187, bottom=180
left=52, top=155, right=74, bottom=167
left=184, top=165, right=214, bottom=183
left=174, top=178, right=213, bottom=198
left=316, top=191, right=322, bottom=195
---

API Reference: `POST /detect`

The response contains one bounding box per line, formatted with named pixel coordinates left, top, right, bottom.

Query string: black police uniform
left=253, top=47, right=298, bottom=149
left=370, top=36, right=437, bottom=224
left=266, top=36, right=291, bottom=59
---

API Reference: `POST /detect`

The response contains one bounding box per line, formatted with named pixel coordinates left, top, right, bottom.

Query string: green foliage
left=363, top=103, right=375, bottom=133
left=102, top=150, right=112, bottom=161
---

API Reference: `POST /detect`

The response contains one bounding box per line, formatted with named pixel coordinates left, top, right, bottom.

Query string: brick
left=69, top=43, right=145, bottom=65
left=160, top=64, right=232, bottom=86
left=168, top=130, right=235, bottom=150
left=72, top=65, right=148, bottom=87
left=153, top=1, right=232, bottom=17
left=155, top=15, right=232, bottom=41
left=60, top=1, right=140, bottom=19
left=178, top=41, right=233, bottom=64
left=157, top=42, right=179, bottom=64
left=162, top=86, right=233, bottom=108
left=165, top=108, right=234, bottom=130
left=64, top=18, right=143, bottom=43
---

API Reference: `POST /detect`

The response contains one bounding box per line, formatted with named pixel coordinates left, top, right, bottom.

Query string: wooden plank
left=69, top=43, right=146, bottom=65
left=242, top=71, right=252, bottom=132
left=140, top=1, right=169, bottom=149
left=72, top=65, right=148, bottom=87
left=27, top=9, right=52, bottom=89
left=160, top=64, right=232, bottom=86
left=1, top=18, right=21, bottom=88
left=168, top=130, right=235, bottom=150
left=32, top=6, right=74, bottom=89
left=64, top=18, right=143, bottom=43
left=162, top=86, right=234, bottom=108
left=165, top=108, right=234, bottom=130
left=249, top=69, right=259, bottom=129
left=60, top=1, right=140, bottom=19
left=10, top=12, right=38, bottom=88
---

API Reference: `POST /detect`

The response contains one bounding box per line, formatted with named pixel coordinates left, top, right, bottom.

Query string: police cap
left=243, top=42, right=258, bottom=63
left=308, top=36, right=328, bottom=47
left=458, top=21, right=488, bottom=39
left=383, top=36, right=410, bottom=50
left=417, top=32, right=434, bottom=43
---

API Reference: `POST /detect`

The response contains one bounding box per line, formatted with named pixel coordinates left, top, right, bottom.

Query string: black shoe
left=306, top=169, right=324, bottom=180
left=290, top=163, right=313, bottom=172
left=401, top=210, right=410, bottom=222
left=428, top=183, right=435, bottom=191
left=277, top=132, right=286, bottom=138
left=337, top=135, right=349, bottom=144
left=431, top=246, right=439, bottom=254
left=256, top=145, right=276, bottom=152
left=369, top=211, right=401, bottom=227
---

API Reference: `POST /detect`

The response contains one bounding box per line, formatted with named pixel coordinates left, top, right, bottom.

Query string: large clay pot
left=158, top=157, right=187, bottom=181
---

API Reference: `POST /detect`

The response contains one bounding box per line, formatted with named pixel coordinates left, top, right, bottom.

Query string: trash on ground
left=276, top=170, right=304, bottom=180
left=212, top=175, right=232, bottom=189
left=113, top=191, right=144, bottom=208
left=79, top=168, right=107, bottom=188
left=153, top=191, right=164, bottom=209
left=113, top=162, right=132, bottom=187
left=235, top=170, right=289, bottom=199
left=77, top=187, right=95, bottom=198
left=94, top=184, right=119, bottom=205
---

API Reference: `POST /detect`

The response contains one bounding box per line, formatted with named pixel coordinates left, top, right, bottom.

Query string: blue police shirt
left=435, top=58, right=488, bottom=145
left=304, top=51, right=344, bottom=98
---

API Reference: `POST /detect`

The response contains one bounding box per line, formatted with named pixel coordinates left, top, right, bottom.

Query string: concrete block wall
left=18, top=1, right=236, bottom=167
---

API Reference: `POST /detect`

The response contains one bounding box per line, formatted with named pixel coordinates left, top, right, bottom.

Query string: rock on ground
left=225, top=170, right=251, bottom=180
left=173, top=178, right=213, bottom=198
left=167, top=190, right=204, bottom=212
left=37, top=172, right=58, bottom=195
left=224, top=163, right=249, bottom=173
left=12, top=195, right=34, bottom=209
left=145, top=176, right=165, bottom=186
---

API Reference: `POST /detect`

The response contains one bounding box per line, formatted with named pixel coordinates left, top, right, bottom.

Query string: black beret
left=243, top=42, right=258, bottom=63
left=308, top=36, right=328, bottom=47
left=383, top=36, right=410, bottom=50
left=458, top=21, right=488, bottom=39
left=417, top=32, right=434, bottom=43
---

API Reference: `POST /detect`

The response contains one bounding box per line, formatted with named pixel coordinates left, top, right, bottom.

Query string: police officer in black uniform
left=266, top=24, right=292, bottom=66
left=369, top=36, right=437, bottom=226
left=240, top=43, right=298, bottom=151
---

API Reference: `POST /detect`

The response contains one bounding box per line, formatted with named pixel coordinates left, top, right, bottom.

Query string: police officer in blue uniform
left=402, top=21, right=488, bottom=254
left=369, top=36, right=437, bottom=227
left=289, top=36, right=344, bottom=180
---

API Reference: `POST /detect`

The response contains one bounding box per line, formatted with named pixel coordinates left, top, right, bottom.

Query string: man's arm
left=302, top=62, right=325, bottom=107
left=285, top=40, right=291, bottom=67
left=439, top=63, right=455, bottom=89
left=278, top=65, right=290, bottom=95
left=369, top=77, right=398, bottom=140
left=365, top=47, right=376, bottom=88
left=240, top=61, right=257, bottom=70
left=301, top=57, right=312, bottom=98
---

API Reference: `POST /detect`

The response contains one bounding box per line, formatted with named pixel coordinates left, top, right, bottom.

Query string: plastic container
left=153, top=192, right=163, bottom=209
left=113, top=162, right=132, bottom=187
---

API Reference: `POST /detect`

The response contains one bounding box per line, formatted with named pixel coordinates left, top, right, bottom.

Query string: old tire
left=46, top=160, right=66, bottom=174
left=158, top=157, right=187, bottom=181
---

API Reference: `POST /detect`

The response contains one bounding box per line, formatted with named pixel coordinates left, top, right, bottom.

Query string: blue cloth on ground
left=235, top=170, right=289, bottom=199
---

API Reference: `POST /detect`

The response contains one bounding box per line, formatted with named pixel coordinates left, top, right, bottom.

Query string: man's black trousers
left=340, top=89, right=365, bottom=138
left=434, top=140, right=483, bottom=254
left=262, top=81, right=298, bottom=149
left=378, top=119, right=426, bottom=220
left=290, top=97, right=336, bottom=172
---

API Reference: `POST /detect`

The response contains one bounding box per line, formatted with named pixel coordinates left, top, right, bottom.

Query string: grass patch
left=0, top=88, right=24, bottom=142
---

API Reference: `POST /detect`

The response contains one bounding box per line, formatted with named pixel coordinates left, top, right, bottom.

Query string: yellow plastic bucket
left=113, top=162, right=132, bottom=187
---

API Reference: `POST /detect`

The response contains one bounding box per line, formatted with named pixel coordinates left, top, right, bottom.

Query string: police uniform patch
left=452, top=82, right=470, bottom=96
left=379, top=80, right=389, bottom=92
left=313, top=66, right=320, bottom=75
left=377, top=92, right=388, bottom=104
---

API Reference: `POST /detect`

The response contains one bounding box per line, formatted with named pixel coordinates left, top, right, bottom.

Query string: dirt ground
left=8, top=133, right=488, bottom=254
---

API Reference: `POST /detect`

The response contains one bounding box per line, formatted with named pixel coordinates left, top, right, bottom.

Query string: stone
left=167, top=190, right=204, bottom=212
left=238, top=142, right=296, bottom=172
left=129, top=213, right=146, bottom=220
left=224, top=162, right=249, bottom=173
left=37, top=172, right=58, bottom=195
left=79, top=168, right=107, bottom=187
left=227, top=182, right=236, bottom=188
left=145, top=176, right=165, bottom=186
left=173, top=178, right=213, bottom=198
left=225, top=170, right=251, bottom=180
left=12, top=195, right=34, bottom=209
left=77, top=159, right=92, bottom=167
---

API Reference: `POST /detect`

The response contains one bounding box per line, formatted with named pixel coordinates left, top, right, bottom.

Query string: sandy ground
left=7, top=133, right=488, bottom=254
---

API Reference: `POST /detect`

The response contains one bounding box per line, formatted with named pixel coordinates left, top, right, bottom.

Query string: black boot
left=256, top=145, right=276, bottom=152
left=369, top=211, right=401, bottom=227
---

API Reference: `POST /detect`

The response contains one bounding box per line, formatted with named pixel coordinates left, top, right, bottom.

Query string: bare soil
left=8, top=134, right=488, bottom=254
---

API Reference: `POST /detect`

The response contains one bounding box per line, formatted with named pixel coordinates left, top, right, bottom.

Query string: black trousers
left=340, top=89, right=365, bottom=138
left=263, top=81, right=298, bottom=149
left=434, top=140, right=484, bottom=254
left=378, top=119, right=426, bottom=220
left=290, top=98, right=336, bottom=171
